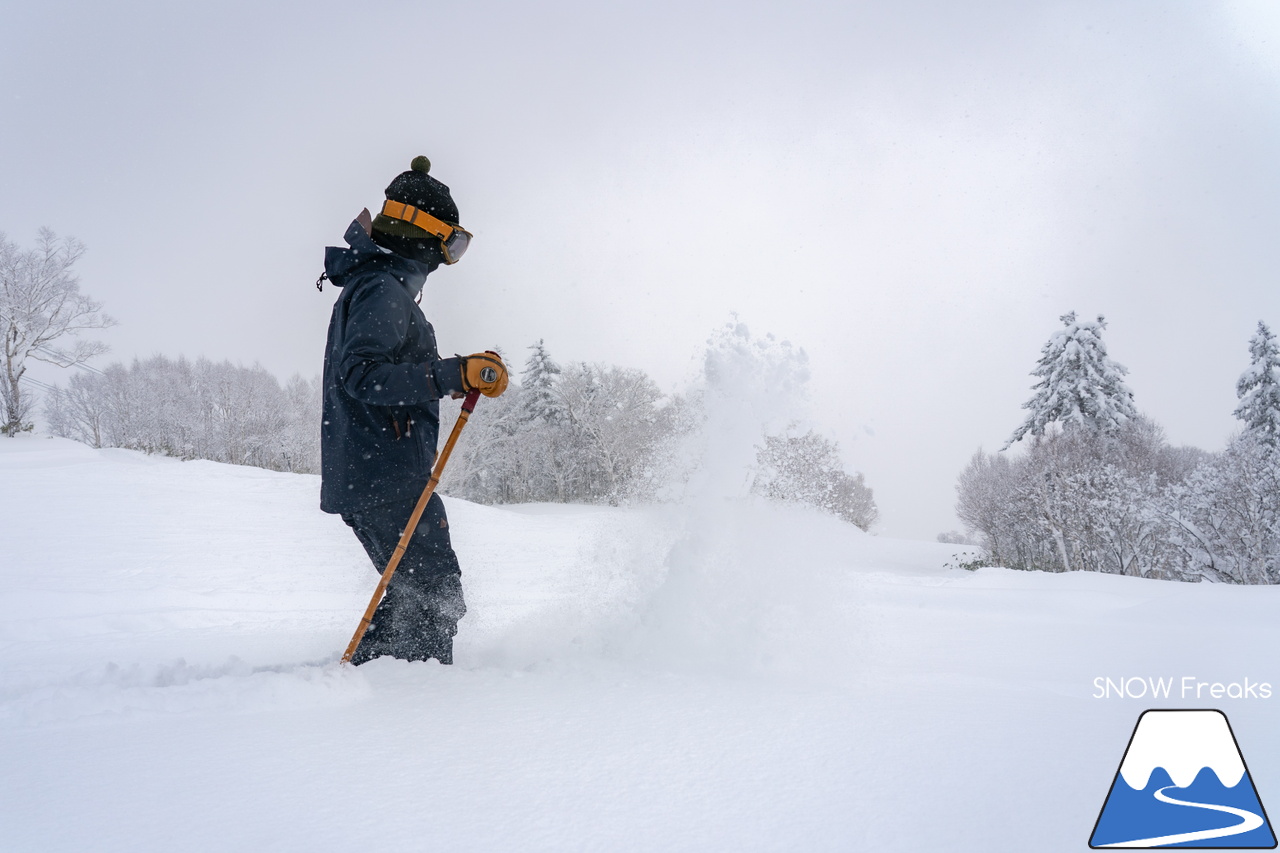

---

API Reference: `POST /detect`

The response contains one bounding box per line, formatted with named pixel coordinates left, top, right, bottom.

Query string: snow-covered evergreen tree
left=439, top=341, right=691, bottom=506
left=521, top=339, right=562, bottom=424
left=956, top=315, right=1280, bottom=584
left=1234, top=321, right=1280, bottom=448
left=1005, top=312, right=1137, bottom=448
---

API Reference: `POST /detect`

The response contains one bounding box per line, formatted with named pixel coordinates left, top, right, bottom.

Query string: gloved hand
left=459, top=351, right=509, bottom=398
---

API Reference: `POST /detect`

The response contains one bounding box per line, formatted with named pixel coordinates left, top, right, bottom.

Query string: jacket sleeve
left=336, top=278, right=460, bottom=405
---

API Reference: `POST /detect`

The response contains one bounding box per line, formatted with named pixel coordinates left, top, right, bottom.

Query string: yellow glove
left=460, top=351, right=509, bottom=398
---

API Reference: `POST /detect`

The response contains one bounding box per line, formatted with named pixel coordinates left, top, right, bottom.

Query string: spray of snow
left=452, top=320, right=871, bottom=679
left=603, top=320, right=870, bottom=678
left=682, top=318, right=812, bottom=501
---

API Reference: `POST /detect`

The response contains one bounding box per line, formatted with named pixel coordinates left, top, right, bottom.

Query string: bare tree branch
left=0, top=229, right=115, bottom=435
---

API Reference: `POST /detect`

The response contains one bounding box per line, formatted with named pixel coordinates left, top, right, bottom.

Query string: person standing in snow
left=319, top=156, right=508, bottom=665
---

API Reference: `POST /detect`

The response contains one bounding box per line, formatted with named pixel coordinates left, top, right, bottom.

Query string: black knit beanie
left=370, top=156, right=460, bottom=265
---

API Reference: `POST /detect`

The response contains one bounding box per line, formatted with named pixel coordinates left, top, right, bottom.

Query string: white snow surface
left=1118, top=710, right=1245, bottom=790
left=4, top=435, right=1280, bottom=851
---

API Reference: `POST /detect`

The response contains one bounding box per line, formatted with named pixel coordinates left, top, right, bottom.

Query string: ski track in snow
left=4, top=436, right=1280, bottom=852
left=0, top=656, right=368, bottom=726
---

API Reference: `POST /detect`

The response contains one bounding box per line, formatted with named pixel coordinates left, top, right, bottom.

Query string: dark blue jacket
left=320, top=219, right=464, bottom=515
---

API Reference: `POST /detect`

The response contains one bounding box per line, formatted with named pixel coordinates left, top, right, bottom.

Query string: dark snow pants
left=341, top=493, right=466, bottom=665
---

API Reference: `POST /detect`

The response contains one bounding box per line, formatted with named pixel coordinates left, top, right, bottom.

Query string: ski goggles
left=380, top=200, right=473, bottom=264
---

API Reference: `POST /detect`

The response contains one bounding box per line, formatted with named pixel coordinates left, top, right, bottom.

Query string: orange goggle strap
left=380, top=200, right=460, bottom=240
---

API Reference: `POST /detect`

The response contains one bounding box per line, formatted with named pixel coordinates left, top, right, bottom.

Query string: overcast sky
left=3, top=1, right=1279, bottom=539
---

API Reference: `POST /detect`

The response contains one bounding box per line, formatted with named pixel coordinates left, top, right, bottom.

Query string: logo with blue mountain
left=1091, top=709, right=1276, bottom=848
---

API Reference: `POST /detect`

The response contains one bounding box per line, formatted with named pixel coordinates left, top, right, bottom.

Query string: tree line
left=44, top=355, right=323, bottom=473
left=12, top=229, right=1278, bottom=572
left=956, top=313, right=1280, bottom=584
left=36, top=339, right=878, bottom=529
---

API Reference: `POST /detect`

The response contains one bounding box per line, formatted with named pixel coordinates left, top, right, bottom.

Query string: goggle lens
left=443, top=229, right=471, bottom=264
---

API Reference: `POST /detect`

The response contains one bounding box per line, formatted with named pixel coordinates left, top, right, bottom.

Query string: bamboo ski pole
left=341, top=388, right=482, bottom=665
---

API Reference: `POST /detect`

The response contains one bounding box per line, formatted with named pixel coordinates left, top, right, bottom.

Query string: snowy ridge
left=1118, top=710, right=1246, bottom=790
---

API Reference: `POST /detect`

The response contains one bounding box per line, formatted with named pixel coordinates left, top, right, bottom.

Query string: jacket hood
left=324, top=218, right=433, bottom=293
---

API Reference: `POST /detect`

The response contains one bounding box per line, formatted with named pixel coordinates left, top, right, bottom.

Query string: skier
left=319, top=156, right=508, bottom=665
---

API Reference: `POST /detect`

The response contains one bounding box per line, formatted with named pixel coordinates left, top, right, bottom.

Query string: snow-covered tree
left=1163, top=435, right=1280, bottom=584
left=956, top=449, right=1043, bottom=569
left=955, top=316, right=1280, bottom=584
left=960, top=419, right=1198, bottom=579
left=1234, top=321, right=1280, bottom=448
left=43, top=355, right=322, bottom=473
left=1005, top=312, right=1137, bottom=448
left=279, top=374, right=323, bottom=474
left=1, top=229, right=115, bottom=435
left=754, top=430, right=878, bottom=531
left=554, top=362, right=674, bottom=504
left=438, top=379, right=528, bottom=503
left=439, top=342, right=690, bottom=506
left=44, top=370, right=111, bottom=447
left=521, top=339, right=562, bottom=424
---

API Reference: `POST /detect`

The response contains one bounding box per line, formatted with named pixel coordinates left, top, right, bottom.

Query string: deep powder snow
left=2, top=431, right=1279, bottom=851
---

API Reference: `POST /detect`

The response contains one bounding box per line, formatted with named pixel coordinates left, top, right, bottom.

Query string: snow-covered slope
left=3, top=436, right=1279, bottom=852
